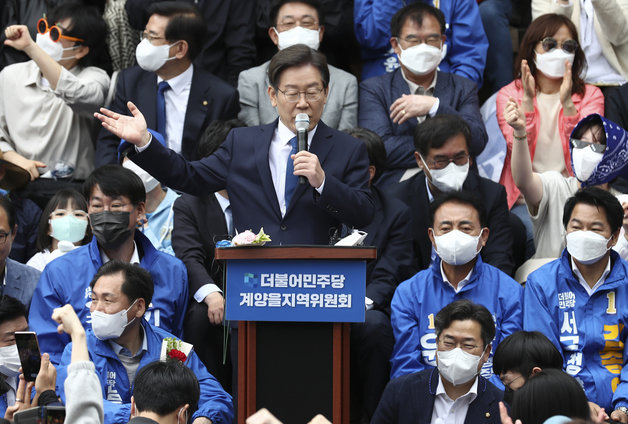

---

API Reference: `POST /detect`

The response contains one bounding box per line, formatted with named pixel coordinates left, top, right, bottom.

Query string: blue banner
left=225, top=259, right=366, bottom=322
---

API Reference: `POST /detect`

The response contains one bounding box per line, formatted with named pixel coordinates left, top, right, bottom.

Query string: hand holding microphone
left=295, top=113, right=309, bottom=185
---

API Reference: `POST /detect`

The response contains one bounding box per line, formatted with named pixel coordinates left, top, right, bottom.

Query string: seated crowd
left=0, top=0, right=627, bottom=423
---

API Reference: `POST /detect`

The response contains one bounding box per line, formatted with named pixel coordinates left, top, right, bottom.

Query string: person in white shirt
left=0, top=0, right=110, bottom=181
left=373, top=299, right=504, bottom=424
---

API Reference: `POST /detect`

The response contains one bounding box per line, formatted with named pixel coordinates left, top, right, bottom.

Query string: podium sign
left=225, top=259, right=365, bottom=322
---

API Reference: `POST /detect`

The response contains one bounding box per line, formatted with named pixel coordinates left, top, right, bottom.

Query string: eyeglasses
left=276, top=18, right=319, bottom=31
left=276, top=87, right=324, bottom=103
left=88, top=202, right=131, bottom=213
left=49, top=209, right=89, bottom=220
left=37, top=18, right=84, bottom=43
left=0, top=232, right=10, bottom=245
left=571, top=138, right=606, bottom=153
left=422, top=153, right=470, bottom=170
left=437, top=338, right=482, bottom=354
left=141, top=32, right=166, bottom=44
left=397, top=34, right=442, bottom=48
left=540, top=37, right=578, bottom=54
left=501, top=374, right=523, bottom=389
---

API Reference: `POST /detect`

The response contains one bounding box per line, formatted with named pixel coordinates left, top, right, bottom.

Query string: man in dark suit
left=373, top=299, right=503, bottom=424
left=96, top=44, right=374, bottom=244
left=392, top=115, right=515, bottom=276
left=0, top=196, right=40, bottom=307
left=95, top=2, right=239, bottom=167
left=345, top=128, right=414, bottom=421
left=358, top=2, right=487, bottom=187
left=172, top=119, right=245, bottom=393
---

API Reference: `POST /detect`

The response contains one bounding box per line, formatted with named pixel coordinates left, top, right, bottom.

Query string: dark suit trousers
left=184, top=301, right=232, bottom=394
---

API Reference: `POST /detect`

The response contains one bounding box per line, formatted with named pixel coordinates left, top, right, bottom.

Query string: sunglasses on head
left=37, top=18, right=84, bottom=43
left=571, top=138, right=606, bottom=153
left=541, top=37, right=578, bottom=54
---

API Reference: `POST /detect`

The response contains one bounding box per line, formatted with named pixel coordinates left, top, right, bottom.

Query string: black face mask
left=89, top=211, right=132, bottom=250
left=503, top=386, right=514, bottom=406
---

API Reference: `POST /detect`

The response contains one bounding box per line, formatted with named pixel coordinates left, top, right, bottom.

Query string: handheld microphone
left=295, top=113, right=309, bottom=185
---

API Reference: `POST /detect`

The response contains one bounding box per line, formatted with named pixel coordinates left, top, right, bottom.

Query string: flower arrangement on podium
left=216, top=228, right=272, bottom=247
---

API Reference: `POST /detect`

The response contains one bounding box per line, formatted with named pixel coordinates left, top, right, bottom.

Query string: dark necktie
left=284, top=136, right=298, bottom=208
left=415, top=86, right=426, bottom=95
left=157, top=81, right=171, bottom=139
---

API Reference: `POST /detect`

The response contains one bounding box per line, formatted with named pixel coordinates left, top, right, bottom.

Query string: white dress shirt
left=192, top=192, right=231, bottom=303
left=431, top=375, right=478, bottom=424
left=157, top=64, right=193, bottom=154
left=571, top=256, right=611, bottom=296
left=269, top=119, right=324, bottom=217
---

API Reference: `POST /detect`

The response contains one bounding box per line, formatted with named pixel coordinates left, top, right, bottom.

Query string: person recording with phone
left=95, top=44, right=374, bottom=245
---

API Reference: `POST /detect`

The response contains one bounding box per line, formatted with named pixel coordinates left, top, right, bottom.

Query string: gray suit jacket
left=5, top=258, right=40, bottom=307
left=237, top=60, right=358, bottom=131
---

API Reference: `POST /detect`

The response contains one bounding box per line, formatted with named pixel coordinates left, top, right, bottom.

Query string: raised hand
left=4, top=25, right=34, bottom=52
left=521, top=60, right=535, bottom=113
left=503, top=97, right=526, bottom=134
left=94, top=102, right=151, bottom=147
left=559, top=60, right=576, bottom=116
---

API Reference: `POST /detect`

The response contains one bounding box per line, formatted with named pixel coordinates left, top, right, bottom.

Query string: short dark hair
left=90, top=261, right=154, bottom=309
left=562, top=187, right=623, bottom=234
left=198, top=119, right=246, bottom=159
left=147, top=1, right=206, bottom=62
left=511, top=369, right=589, bottom=423
left=434, top=299, right=495, bottom=347
left=0, top=295, right=27, bottom=325
left=133, top=360, right=200, bottom=415
left=267, top=44, right=330, bottom=89
left=390, top=2, right=446, bottom=38
left=430, top=191, right=488, bottom=228
left=48, top=0, right=107, bottom=67
left=493, top=331, right=563, bottom=378
left=0, top=195, right=16, bottom=233
left=345, top=128, right=387, bottom=183
left=269, top=0, right=324, bottom=27
left=414, top=115, right=471, bottom=157
left=83, top=165, right=146, bottom=207
left=36, top=189, right=91, bottom=251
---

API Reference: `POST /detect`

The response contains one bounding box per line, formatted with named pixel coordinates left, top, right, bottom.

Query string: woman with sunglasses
left=496, top=14, right=604, bottom=215
left=0, top=1, right=109, bottom=184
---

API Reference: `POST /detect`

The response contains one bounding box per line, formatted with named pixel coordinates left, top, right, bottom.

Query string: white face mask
left=572, top=148, right=604, bottom=182
left=422, top=156, right=469, bottom=193
left=398, top=42, right=444, bottom=76
left=273, top=26, right=320, bottom=50
left=534, top=49, right=575, bottom=79
left=566, top=230, right=612, bottom=265
left=36, top=33, right=77, bottom=62
left=123, top=160, right=160, bottom=192
left=91, top=299, right=139, bottom=340
left=0, top=345, right=21, bottom=378
left=433, top=229, right=483, bottom=266
left=135, top=38, right=179, bottom=72
left=437, top=346, right=485, bottom=386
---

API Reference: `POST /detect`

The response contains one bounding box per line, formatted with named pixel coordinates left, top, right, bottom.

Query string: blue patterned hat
left=570, top=113, right=628, bottom=187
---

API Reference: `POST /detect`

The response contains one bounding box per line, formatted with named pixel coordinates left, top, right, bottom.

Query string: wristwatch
left=615, top=406, right=628, bottom=416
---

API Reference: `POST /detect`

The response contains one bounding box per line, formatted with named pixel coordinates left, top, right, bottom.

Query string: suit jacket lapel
left=391, top=69, right=414, bottom=135
left=3, top=261, right=22, bottom=300
left=182, top=67, right=209, bottom=159
left=138, top=73, right=158, bottom=129
left=255, top=121, right=283, bottom=220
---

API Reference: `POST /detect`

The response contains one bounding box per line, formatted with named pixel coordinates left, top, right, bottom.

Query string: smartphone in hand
left=15, top=331, right=41, bottom=381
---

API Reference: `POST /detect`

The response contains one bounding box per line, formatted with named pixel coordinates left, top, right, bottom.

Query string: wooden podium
left=215, top=246, right=376, bottom=424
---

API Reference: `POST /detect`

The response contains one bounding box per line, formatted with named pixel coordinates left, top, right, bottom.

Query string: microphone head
left=295, top=113, right=310, bottom=132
